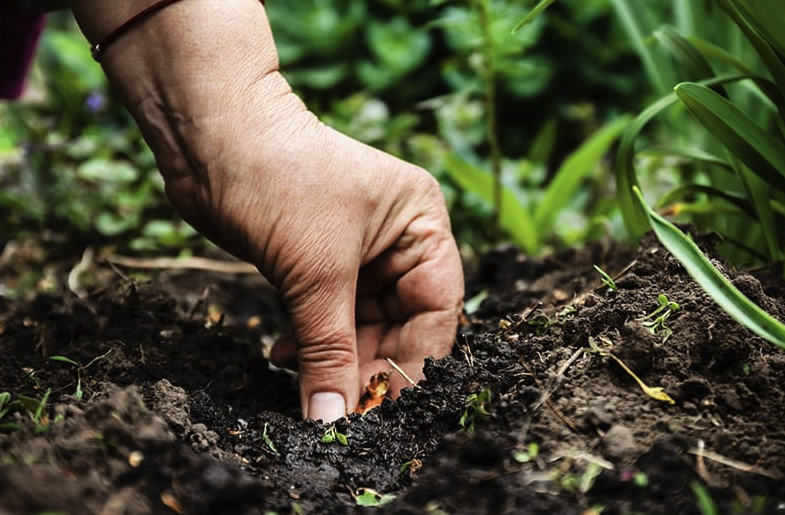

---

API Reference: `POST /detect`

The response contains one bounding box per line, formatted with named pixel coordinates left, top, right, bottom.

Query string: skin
left=67, top=0, right=464, bottom=422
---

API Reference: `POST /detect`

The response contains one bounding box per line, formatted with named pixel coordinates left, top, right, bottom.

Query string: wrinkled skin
left=69, top=0, right=464, bottom=422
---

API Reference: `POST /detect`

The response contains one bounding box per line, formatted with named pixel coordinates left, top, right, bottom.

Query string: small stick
left=689, top=445, right=784, bottom=481
left=385, top=358, right=420, bottom=388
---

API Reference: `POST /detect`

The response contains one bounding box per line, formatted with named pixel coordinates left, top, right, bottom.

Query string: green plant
left=49, top=349, right=112, bottom=400
left=512, top=442, right=540, bottom=463
left=353, top=487, right=396, bottom=507
left=593, top=264, right=618, bottom=291
left=691, top=481, right=719, bottom=515
left=610, top=0, right=785, bottom=351
left=615, top=0, right=785, bottom=266
left=459, top=387, right=492, bottom=433
left=261, top=422, right=279, bottom=455
left=632, top=186, right=785, bottom=349
left=640, top=293, right=680, bottom=341
left=321, top=425, right=349, bottom=445
left=1, top=389, right=61, bottom=434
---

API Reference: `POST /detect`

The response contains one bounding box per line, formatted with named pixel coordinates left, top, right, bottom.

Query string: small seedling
left=594, top=265, right=618, bottom=291
left=513, top=442, right=540, bottom=464
left=640, top=293, right=680, bottom=341
left=321, top=425, right=348, bottom=446
left=261, top=422, right=279, bottom=455
left=459, top=388, right=492, bottom=433
left=691, top=481, right=719, bottom=515
left=352, top=487, right=396, bottom=507
left=3, top=388, right=62, bottom=434
left=50, top=349, right=112, bottom=400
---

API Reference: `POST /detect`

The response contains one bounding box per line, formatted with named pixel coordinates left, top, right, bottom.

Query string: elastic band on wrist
left=90, top=0, right=266, bottom=62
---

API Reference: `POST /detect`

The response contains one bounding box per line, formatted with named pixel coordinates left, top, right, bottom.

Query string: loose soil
left=1, top=232, right=784, bottom=515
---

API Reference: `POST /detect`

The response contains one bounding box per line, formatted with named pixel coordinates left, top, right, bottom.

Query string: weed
left=512, top=442, right=540, bottom=464
left=49, top=349, right=112, bottom=400
left=594, top=265, right=618, bottom=291
left=2, top=389, right=62, bottom=434
left=691, top=481, right=719, bottom=515
left=459, top=388, right=492, bottom=433
left=352, top=487, right=396, bottom=507
left=261, top=423, right=279, bottom=455
left=321, top=425, right=348, bottom=446
left=640, top=293, right=680, bottom=341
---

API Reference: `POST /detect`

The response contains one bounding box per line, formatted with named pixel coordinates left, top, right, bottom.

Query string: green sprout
left=512, top=442, right=540, bottom=464
left=640, top=293, right=680, bottom=341
left=2, top=389, right=62, bottom=434
left=353, top=487, right=396, bottom=507
left=321, top=425, right=348, bottom=446
left=594, top=265, right=618, bottom=291
left=261, top=422, right=279, bottom=455
left=459, top=388, right=492, bottom=433
left=50, top=349, right=112, bottom=400
left=691, top=481, right=719, bottom=515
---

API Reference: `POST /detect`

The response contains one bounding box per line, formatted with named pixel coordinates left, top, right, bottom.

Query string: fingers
left=281, top=263, right=361, bottom=423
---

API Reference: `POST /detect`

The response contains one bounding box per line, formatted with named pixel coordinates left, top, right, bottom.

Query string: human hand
left=69, top=0, right=464, bottom=422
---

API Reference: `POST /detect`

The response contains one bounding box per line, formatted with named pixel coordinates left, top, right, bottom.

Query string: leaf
left=50, top=356, right=81, bottom=367
left=512, top=0, right=556, bottom=34
left=534, top=115, right=630, bottom=230
left=632, top=186, right=785, bottom=349
left=76, top=158, right=140, bottom=183
left=354, top=488, right=396, bottom=508
left=675, top=82, right=785, bottom=189
left=444, top=154, right=540, bottom=254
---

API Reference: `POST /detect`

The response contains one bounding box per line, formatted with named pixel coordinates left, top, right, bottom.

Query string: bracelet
left=90, top=0, right=266, bottom=62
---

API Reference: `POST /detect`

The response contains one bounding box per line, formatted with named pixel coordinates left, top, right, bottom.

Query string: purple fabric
left=0, top=5, right=45, bottom=100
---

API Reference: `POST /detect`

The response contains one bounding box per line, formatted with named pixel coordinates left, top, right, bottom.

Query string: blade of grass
left=445, top=154, right=539, bottom=254
left=512, top=0, right=557, bottom=34
left=534, top=115, right=630, bottom=230
left=609, top=0, right=675, bottom=95
left=675, top=82, right=785, bottom=189
left=632, top=185, right=785, bottom=349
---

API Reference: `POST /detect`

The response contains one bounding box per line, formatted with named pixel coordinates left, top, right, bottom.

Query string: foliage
left=321, top=424, right=349, bottom=445
left=611, top=0, right=785, bottom=350
left=0, top=14, right=204, bottom=253
left=614, top=0, right=785, bottom=268
left=459, top=387, right=492, bottom=433
left=632, top=186, right=785, bottom=349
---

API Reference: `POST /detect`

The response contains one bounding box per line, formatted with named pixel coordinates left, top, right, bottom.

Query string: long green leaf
left=512, top=0, right=557, bottom=34
left=675, top=82, right=785, bottom=188
left=445, top=154, right=539, bottom=253
left=615, top=75, right=748, bottom=240
left=534, top=115, right=630, bottom=229
left=654, top=25, right=714, bottom=80
left=632, top=185, right=785, bottom=349
left=715, top=0, right=785, bottom=95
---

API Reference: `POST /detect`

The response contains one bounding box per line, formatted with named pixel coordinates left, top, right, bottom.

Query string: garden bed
left=1, top=232, right=784, bottom=515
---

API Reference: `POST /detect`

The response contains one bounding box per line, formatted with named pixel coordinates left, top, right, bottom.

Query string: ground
left=1, top=231, right=784, bottom=515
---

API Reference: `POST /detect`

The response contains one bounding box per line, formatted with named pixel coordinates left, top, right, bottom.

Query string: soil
left=1, top=232, right=784, bottom=515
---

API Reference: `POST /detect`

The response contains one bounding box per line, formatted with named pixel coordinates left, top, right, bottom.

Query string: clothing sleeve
left=0, top=2, right=47, bottom=99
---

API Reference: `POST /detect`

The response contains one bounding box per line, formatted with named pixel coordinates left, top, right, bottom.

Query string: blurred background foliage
left=2, top=0, right=773, bottom=267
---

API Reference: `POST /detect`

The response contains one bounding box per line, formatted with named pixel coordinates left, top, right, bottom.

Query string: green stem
left=476, top=0, right=503, bottom=243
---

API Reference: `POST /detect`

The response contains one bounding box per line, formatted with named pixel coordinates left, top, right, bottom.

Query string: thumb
left=284, top=276, right=361, bottom=423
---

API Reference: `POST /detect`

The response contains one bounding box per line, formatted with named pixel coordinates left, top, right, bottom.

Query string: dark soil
left=1, top=232, right=784, bottom=515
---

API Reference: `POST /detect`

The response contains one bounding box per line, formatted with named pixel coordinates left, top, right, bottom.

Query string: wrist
left=68, top=0, right=279, bottom=108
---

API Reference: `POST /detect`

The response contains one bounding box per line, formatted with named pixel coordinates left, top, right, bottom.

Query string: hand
left=69, top=0, right=464, bottom=422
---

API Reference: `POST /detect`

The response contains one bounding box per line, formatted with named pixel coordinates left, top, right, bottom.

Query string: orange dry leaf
left=354, top=371, right=390, bottom=414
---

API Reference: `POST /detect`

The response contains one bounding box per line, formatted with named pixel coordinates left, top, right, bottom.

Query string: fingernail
left=308, top=392, right=346, bottom=423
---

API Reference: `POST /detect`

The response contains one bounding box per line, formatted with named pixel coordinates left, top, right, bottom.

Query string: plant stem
left=476, top=0, right=503, bottom=243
